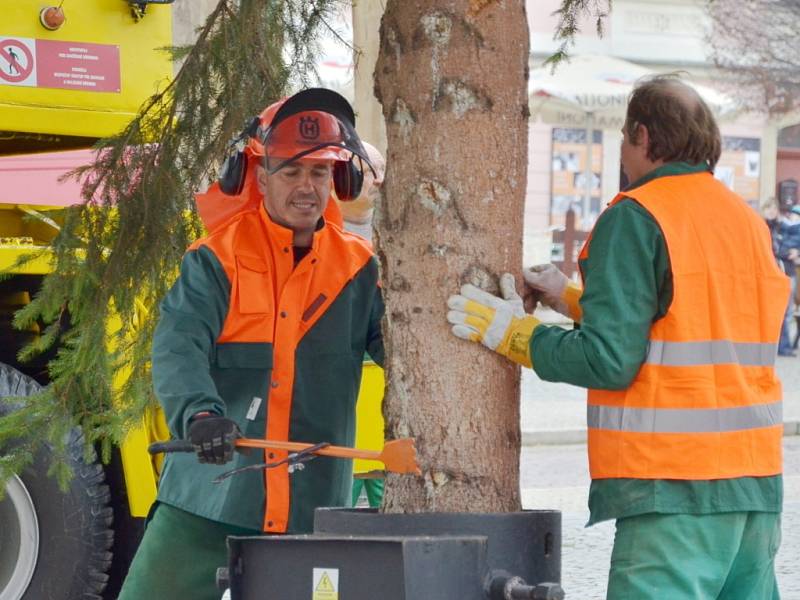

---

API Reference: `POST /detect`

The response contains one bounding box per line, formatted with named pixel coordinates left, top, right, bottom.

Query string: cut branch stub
left=434, top=79, right=492, bottom=117
left=417, top=178, right=452, bottom=216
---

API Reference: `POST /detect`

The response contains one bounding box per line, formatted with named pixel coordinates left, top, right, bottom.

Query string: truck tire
left=0, top=362, right=114, bottom=600
left=102, top=448, right=145, bottom=599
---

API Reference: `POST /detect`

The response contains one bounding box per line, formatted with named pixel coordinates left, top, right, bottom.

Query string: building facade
left=524, top=0, right=800, bottom=265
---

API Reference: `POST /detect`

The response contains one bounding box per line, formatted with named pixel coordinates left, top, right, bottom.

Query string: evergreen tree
left=372, top=0, right=610, bottom=511
left=374, top=0, right=530, bottom=512
left=1, top=0, right=602, bottom=491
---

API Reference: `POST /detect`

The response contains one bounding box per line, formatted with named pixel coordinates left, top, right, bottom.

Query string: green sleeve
left=366, top=284, right=385, bottom=367
left=530, top=199, right=672, bottom=389
left=152, top=245, right=231, bottom=438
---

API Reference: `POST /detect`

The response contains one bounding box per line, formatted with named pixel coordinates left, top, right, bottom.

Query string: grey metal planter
left=225, top=509, right=563, bottom=600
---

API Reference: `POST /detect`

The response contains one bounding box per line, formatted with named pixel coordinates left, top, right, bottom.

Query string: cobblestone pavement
left=520, top=437, right=800, bottom=599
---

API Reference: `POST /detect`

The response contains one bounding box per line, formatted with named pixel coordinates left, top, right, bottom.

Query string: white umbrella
left=529, top=54, right=736, bottom=128
left=529, top=55, right=737, bottom=219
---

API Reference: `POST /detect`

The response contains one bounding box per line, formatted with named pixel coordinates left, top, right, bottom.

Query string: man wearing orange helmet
left=118, top=89, right=384, bottom=599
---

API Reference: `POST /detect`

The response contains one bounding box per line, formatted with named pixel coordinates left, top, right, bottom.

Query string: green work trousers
left=118, top=502, right=260, bottom=600
left=607, top=511, right=781, bottom=600
left=352, top=476, right=384, bottom=508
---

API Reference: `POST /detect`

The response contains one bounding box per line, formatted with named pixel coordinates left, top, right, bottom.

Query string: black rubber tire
left=0, top=362, right=114, bottom=600
left=102, top=449, right=145, bottom=599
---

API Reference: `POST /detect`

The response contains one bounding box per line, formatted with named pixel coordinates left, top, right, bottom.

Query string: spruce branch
left=545, top=0, right=611, bottom=70
left=0, top=0, right=344, bottom=490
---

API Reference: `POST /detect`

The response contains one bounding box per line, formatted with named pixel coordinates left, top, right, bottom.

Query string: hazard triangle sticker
left=312, top=567, right=339, bottom=600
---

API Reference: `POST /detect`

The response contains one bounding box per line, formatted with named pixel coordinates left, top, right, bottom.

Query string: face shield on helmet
left=251, top=110, right=351, bottom=170
left=246, top=88, right=376, bottom=178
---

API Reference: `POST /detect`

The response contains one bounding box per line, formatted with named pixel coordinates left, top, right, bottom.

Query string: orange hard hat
left=246, top=98, right=350, bottom=164
left=215, top=88, right=375, bottom=198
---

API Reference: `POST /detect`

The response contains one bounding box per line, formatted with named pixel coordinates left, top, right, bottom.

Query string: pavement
left=521, top=309, right=800, bottom=445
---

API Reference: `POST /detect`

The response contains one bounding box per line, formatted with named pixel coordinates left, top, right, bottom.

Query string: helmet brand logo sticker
left=299, top=117, right=320, bottom=140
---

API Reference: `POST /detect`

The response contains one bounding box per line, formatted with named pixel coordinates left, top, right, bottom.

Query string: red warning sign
left=0, top=36, right=120, bottom=93
left=37, top=40, right=120, bottom=93
left=0, top=39, right=35, bottom=85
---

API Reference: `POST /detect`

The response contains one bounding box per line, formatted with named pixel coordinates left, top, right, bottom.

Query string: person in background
left=763, top=199, right=796, bottom=356
left=780, top=204, right=800, bottom=352
left=338, top=141, right=385, bottom=242
left=762, top=199, right=783, bottom=260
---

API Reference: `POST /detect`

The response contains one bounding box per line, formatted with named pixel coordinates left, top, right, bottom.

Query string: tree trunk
left=374, top=0, right=529, bottom=513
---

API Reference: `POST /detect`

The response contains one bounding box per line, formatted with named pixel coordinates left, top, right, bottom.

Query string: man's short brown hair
left=624, top=75, right=721, bottom=169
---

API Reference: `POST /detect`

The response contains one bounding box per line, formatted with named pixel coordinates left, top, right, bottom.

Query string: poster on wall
left=715, top=136, right=760, bottom=208
left=550, top=128, right=603, bottom=229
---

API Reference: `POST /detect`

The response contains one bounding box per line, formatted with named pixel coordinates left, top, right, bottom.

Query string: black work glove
left=188, top=415, right=242, bottom=465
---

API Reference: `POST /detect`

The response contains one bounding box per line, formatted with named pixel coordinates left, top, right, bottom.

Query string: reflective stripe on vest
left=582, top=172, right=788, bottom=480
left=646, top=340, right=778, bottom=367
left=588, top=400, right=783, bottom=433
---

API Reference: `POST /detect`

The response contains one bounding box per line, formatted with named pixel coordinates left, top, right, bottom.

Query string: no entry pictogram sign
left=0, top=38, right=35, bottom=86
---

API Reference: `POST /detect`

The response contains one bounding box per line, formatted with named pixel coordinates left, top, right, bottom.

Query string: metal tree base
left=224, top=509, right=564, bottom=600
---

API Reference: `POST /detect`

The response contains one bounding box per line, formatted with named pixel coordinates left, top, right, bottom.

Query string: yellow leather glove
left=446, top=273, right=540, bottom=368
left=522, top=263, right=583, bottom=322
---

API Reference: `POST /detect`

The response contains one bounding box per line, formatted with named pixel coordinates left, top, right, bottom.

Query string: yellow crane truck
left=0, top=2, right=175, bottom=598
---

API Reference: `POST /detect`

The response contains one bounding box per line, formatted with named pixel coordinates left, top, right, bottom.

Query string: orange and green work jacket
left=152, top=203, right=384, bottom=534
left=531, top=162, right=788, bottom=524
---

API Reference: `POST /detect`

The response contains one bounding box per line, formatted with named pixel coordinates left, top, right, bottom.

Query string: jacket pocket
left=236, top=254, right=273, bottom=315
left=213, top=343, right=272, bottom=438
left=215, top=342, right=273, bottom=369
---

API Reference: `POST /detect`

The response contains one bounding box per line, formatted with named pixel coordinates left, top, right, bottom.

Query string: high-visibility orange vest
left=581, top=171, right=789, bottom=480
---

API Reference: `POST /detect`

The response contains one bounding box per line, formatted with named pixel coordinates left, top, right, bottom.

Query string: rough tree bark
left=374, top=0, right=530, bottom=513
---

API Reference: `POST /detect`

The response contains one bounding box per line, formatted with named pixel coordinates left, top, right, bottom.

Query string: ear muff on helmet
left=218, top=116, right=260, bottom=196
left=333, top=158, right=364, bottom=201
left=218, top=151, right=248, bottom=196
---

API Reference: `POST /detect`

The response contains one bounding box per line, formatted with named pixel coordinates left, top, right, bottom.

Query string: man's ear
left=634, top=123, right=649, bottom=148
left=639, top=124, right=650, bottom=148
left=637, top=123, right=656, bottom=161
left=255, top=164, right=268, bottom=195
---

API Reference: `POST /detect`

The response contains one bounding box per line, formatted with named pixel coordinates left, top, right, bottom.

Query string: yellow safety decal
left=312, top=568, right=339, bottom=600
